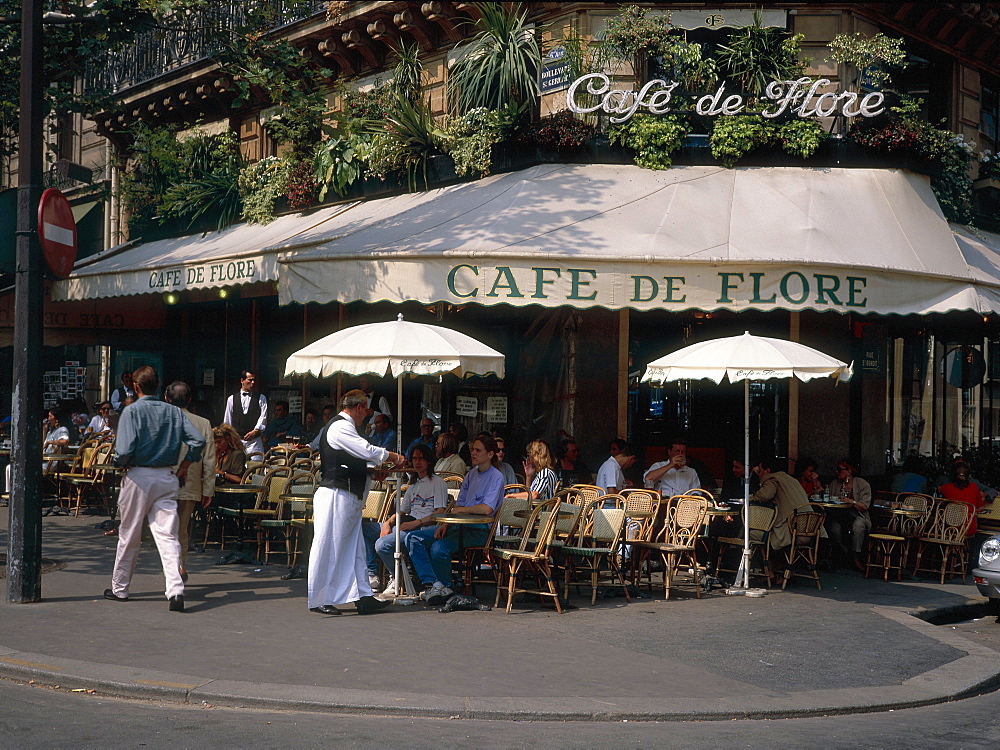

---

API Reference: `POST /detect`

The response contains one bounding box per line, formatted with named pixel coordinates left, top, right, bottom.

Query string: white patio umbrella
left=284, top=313, right=505, bottom=597
left=641, top=331, right=852, bottom=590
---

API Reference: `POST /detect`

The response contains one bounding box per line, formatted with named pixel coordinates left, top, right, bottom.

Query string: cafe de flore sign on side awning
left=51, top=201, right=359, bottom=302
left=277, top=163, right=1000, bottom=316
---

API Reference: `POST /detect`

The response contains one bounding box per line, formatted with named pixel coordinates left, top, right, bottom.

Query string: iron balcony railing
left=83, top=0, right=328, bottom=95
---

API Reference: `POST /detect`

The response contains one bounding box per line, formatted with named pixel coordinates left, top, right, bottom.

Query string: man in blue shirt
left=106, top=366, right=205, bottom=612
left=405, top=417, right=436, bottom=461
left=263, top=400, right=303, bottom=448
left=368, top=412, right=397, bottom=450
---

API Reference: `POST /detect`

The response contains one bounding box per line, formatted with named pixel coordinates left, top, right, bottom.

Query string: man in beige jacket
left=167, top=381, right=216, bottom=581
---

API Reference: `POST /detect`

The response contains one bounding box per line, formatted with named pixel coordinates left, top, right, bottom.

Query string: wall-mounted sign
left=567, top=74, right=886, bottom=124
left=861, top=343, right=882, bottom=372
left=455, top=395, right=478, bottom=418
left=486, top=396, right=508, bottom=423
left=540, top=46, right=570, bottom=94
left=203, top=368, right=215, bottom=386
left=669, top=9, right=787, bottom=30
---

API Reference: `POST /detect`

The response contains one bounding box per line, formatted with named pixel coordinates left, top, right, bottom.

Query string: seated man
left=405, top=418, right=436, bottom=461
left=596, top=443, right=636, bottom=494
left=749, top=456, right=810, bottom=553
left=368, top=413, right=397, bottom=450
left=300, top=409, right=320, bottom=445
left=406, top=435, right=504, bottom=605
left=825, top=459, right=872, bottom=571
left=263, top=400, right=303, bottom=448
left=643, top=437, right=700, bottom=497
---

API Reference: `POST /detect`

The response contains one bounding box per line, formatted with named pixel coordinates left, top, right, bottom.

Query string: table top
left=813, top=501, right=854, bottom=509
left=216, top=484, right=261, bottom=494
left=279, top=493, right=314, bottom=502
left=705, top=507, right=737, bottom=517
left=432, top=513, right=494, bottom=525
left=513, top=509, right=574, bottom=520
left=44, top=453, right=77, bottom=462
left=888, top=507, right=924, bottom=516
left=91, top=463, right=127, bottom=472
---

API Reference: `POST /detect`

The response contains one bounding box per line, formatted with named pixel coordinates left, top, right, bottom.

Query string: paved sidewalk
left=1, top=513, right=998, bottom=721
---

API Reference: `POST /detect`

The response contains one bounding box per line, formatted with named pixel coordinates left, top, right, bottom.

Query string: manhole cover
left=0, top=552, right=67, bottom=578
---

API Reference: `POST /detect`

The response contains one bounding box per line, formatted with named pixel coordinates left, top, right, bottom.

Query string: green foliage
left=0, top=0, right=163, bottom=165
left=117, top=124, right=185, bottom=235
left=710, top=115, right=776, bottom=167
left=365, top=89, right=446, bottom=191
left=238, top=156, right=291, bottom=225
left=440, top=106, right=518, bottom=177
left=608, top=114, right=689, bottom=170
left=313, top=134, right=367, bottom=201
left=715, top=16, right=807, bottom=101
left=448, top=1, right=540, bottom=114
left=597, top=6, right=717, bottom=90
left=597, top=5, right=674, bottom=72
left=391, top=42, right=425, bottom=103
left=709, top=115, right=827, bottom=167
left=828, top=33, right=907, bottom=87
left=980, top=152, right=1000, bottom=182
left=775, top=119, right=827, bottom=159
left=159, top=130, right=245, bottom=231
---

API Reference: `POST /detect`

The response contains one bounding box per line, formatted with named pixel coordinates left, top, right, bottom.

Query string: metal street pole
left=7, top=0, right=45, bottom=603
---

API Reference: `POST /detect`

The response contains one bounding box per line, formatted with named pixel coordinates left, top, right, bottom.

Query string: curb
left=1, top=602, right=999, bottom=721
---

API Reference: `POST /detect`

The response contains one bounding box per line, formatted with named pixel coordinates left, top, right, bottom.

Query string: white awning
left=277, top=164, right=1000, bottom=316
left=51, top=201, right=360, bottom=301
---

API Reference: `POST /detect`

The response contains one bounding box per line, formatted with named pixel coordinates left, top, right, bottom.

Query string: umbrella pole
left=394, top=373, right=403, bottom=594
left=741, top=379, right=751, bottom=590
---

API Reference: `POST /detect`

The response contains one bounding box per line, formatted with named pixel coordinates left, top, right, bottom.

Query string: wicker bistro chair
left=865, top=493, right=933, bottom=581
left=561, top=506, right=630, bottom=605
left=492, top=496, right=530, bottom=548
left=633, top=494, right=710, bottom=599
left=571, top=484, right=604, bottom=508
left=714, top=503, right=777, bottom=587
left=256, top=471, right=317, bottom=565
left=64, top=442, right=115, bottom=517
left=782, top=505, right=826, bottom=590
left=493, top=498, right=564, bottom=613
left=912, top=500, right=976, bottom=584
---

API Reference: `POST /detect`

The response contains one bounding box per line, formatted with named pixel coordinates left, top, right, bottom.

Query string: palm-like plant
left=448, top=2, right=540, bottom=115
left=715, top=14, right=807, bottom=102
left=366, top=88, right=446, bottom=191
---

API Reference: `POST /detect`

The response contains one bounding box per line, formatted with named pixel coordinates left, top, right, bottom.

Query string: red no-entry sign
left=37, top=188, right=77, bottom=279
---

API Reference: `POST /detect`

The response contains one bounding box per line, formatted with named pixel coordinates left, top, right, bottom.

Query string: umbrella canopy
left=641, top=331, right=852, bottom=590
left=642, top=331, right=853, bottom=385
left=284, top=313, right=505, bottom=380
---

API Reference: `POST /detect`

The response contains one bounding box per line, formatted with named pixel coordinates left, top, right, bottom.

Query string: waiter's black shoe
left=309, top=604, right=342, bottom=615
left=103, top=588, right=128, bottom=602
left=355, top=596, right=392, bottom=615
left=168, top=595, right=184, bottom=612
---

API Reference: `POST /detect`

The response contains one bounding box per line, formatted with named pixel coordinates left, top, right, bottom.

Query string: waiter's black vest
left=318, top=415, right=369, bottom=498
left=231, top=391, right=261, bottom=438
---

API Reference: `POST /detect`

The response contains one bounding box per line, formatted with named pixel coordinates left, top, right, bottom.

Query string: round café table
left=431, top=512, right=495, bottom=594
left=213, top=484, right=261, bottom=549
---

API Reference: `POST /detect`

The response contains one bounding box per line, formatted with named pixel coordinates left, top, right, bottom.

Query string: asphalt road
left=3, top=674, right=1000, bottom=749
left=6, top=608, right=1000, bottom=750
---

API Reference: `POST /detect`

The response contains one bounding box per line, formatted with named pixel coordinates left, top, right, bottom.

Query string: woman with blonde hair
left=508, top=439, right=558, bottom=500
left=213, top=424, right=247, bottom=484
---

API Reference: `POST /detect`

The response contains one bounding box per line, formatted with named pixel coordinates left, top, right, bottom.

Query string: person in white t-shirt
left=374, top=443, right=449, bottom=596
left=596, top=444, right=636, bottom=494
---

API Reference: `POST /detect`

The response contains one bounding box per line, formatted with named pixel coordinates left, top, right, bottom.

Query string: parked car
left=974, top=533, right=1000, bottom=618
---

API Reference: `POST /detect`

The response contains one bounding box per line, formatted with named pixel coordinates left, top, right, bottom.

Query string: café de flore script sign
left=567, top=74, right=886, bottom=123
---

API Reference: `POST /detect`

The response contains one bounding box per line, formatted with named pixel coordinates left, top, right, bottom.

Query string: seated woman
left=87, top=401, right=114, bottom=436
left=434, top=432, right=467, bottom=477
left=42, top=407, right=75, bottom=474
left=825, top=460, right=872, bottom=572
left=795, top=457, right=824, bottom=498
left=375, top=443, right=449, bottom=596
left=507, top=439, right=559, bottom=500
left=213, top=424, right=247, bottom=484
left=939, top=461, right=985, bottom=537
